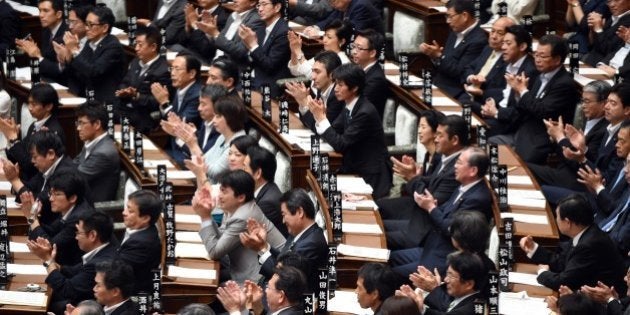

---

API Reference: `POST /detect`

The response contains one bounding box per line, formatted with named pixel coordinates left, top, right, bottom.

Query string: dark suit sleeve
left=69, top=40, right=125, bottom=85
left=214, top=18, right=265, bottom=64
left=535, top=244, right=600, bottom=290
left=46, top=264, right=96, bottom=302
left=260, top=246, right=282, bottom=279
left=0, top=8, right=18, bottom=56
left=299, top=110, right=318, bottom=133
left=153, top=0, right=187, bottom=45
left=516, top=75, right=577, bottom=120
left=320, top=105, right=373, bottom=153
left=292, top=0, right=334, bottom=21
left=316, top=10, right=343, bottom=30
left=250, top=30, right=290, bottom=73
left=436, top=33, right=486, bottom=82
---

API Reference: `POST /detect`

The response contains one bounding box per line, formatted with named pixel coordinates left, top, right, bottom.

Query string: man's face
left=93, top=272, right=117, bottom=306
left=604, top=92, right=630, bottom=125
left=555, top=207, right=571, bottom=236
left=171, top=57, right=196, bottom=88
left=581, top=91, right=605, bottom=120
left=489, top=19, right=510, bottom=51
left=217, top=185, right=244, bottom=212
left=434, top=125, right=456, bottom=155
left=616, top=128, right=630, bottom=158
left=134, top=35, right=157, bottom=64
left=280, top=203, right=301, bottom=236
left=355, top=277, right=378, bottom=309
left=122, top=199, right=150, bottom=230
left=49, top=188, right=74, bottom=213
left=454, top=149, right=475, bottom=183
left=534, top=44, right=560, bottom=73
left=445, top=266, right=472, bottom=297
left=266, top=274, right=285, bottom=312
left=607, top=0, right=630, bottom=16
left=351, top=36, right=374, bottom=67
left=501, top=33, right=524, bottom=63
left=39, top=1, right=62, bottom=29
left=445, top=7, right=469, bottom=33
left=76, top=116, right=99, bottom=142
left=198, top=96, right=215, bottom=122
left=30, top=148, right=56, bottom=173
left=206, top=66, right=232, bottom=89
left=311, top=61, right=332, bottom=91
left=257, top=0, right=280, bottom=23
left=333, top=80, right=358, bottom=103
left=75, top=221, right=93, bottom=252
left=85, top=13, right=109, bottom=41
left=27, top=97, right=52, bottom=120
left=68, top=11, right=87, bottom=39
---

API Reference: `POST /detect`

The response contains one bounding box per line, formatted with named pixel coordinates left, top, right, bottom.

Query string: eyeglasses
left=86, top=22, right=103, bottom=28
left=445, top=13, right=462, bottom=21
left=444, top=272, right=461, bottom=281
left=48, top=190, right=66, bottom=198
left=349, top=43, right=370, bottom=51
left=68, top=19, right=81, bottom=26
left=256, top=2, right=273, bottom=8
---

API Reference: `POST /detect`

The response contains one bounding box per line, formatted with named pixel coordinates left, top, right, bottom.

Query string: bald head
left=489, top=17, right=516, bottom=51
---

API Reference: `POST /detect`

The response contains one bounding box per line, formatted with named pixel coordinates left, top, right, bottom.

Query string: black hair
left=89, top=6, right=115, bottom=34
left=135, top=25, right=162, bottom=51
left=273, top=266, right=308, bottom=305
left=269, top=0, right=286, bottom=16
left=128, top=190, right=162, bottom=225
left=279, top=188, right=316, bottom=219
left=39, top=0, right=64, bottom=12
left=95, top=259, right=135, bottom=299
left=218, top=170, right=255, bottom=203
left=450, top=210, right=490, bottom=253
left=30, top=82, right=60, bottom=111
left=313, top=51, right=342, bottom=76
left=446, top=0, right=475, bottom=16
left=557, top=292, right=604, bottom=315
left=332, top=63, right=366, bottom=94
left=324, top=19, right=353, bottom=51
left=70, top=4, right=92, bottom=22
left=200, top=84, right=228, bottom=103
left=76, top=100, right=107, bottom=130
left=446, top=251, right=486, bottom=290
left=176, top=52, right=202, bottom=81
left=355, top=29, right=384, bottom=52
left=419, top=110, right=445, bottom=133
left=380, top=296, right=422, bottom=315
left=538, top=34, right=568, bottom=61
left=276, top=251, right=308, bottom=273
left=438, top=115, right=470, bottom=146
left=556, top=194, right=594, bottom=227
left=214, top=96, right=247, bottom=132
left=29, top=130, right=65, bottom=157
left=610, top=82, right=630, bottom=108
left=505, top=24, right=532, bottom=53
left=211, top=57, right=240, bottom=86
left=357, top=263, right=397, bottom=302
left=230, top=135, right=259, bottom=155
left=80, top=211, right=113, bottom=243
left=49, top=170, right=86, bottom=205
left=246, top=146, right=276, bottom=182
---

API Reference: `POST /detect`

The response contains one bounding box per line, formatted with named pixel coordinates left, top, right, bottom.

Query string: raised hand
left=238, top=24, right=258, bottom=49
left=576, top=165, right=604, bottom=193
left=409, top=266, right=440, bottom=292
left=391, top=155, right=418, bottom=181
left=191, top=184, right=215, bottom=220
left=519, top=235, right=536, bottom=254
left=197, top=15, right=219, bottom=37
left=217, top=281, right=246, bottom=312
left=413, top=189, right=437, bottom=212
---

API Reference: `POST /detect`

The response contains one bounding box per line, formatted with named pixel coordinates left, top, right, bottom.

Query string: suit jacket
left=290, top=0, right=334, bottom=25
left=406, top=152, right=460, bottom=205
left=117, top=225, right=162, bottom=294
left=29, top=201, right=93, bottom=266
left=213, top=9, right=265, bottom=66
left=0, top=1, right=19, bottom=59
left=39, top=22, right=68, bottom=83
left=110, top=299, right=140, bottom=315
left=424, top=290, right=482, bottom=315
left=462, top=46, right=507, bottom=104
left=299, top=84, right=345, bottom=133
left=596, top=169, right=629, bottom=218
left=169, top=81, right=203, bottom=127
left=199, top=200, right=286, bottom=283
left=584, top=15, right=630, bottom=66
left=317, top=0, right=384, bottom=34
left=256, top=182, right=288, bottom=237
left=74, top=135, right=120, bottom=203
left=46, top=242, right=118, bottom=308
left=152, top=0, right=187, bottom=46
left=513, top=67, right=579, bottom=164
left=603, top=189, right=630, bottom=261
left=250, top=18, right=292, bottom=98
left=260, top=223, right=327, bottom=291
left=434, top=24, right=487, bottom=99
left=7, top=114, right=66, bottom=182
left=531, top=225, right=627, bottom=292
left=116, top=56, right=172, bottom=133
left=364, top=64, right=389, bottom=119
left=182, top=6, right=230, bottom=63
left=303, top=96, right=392, bottom=198
left=68, top=34, right=126, bottom=104
left=584, top=124, right=625, bottom=184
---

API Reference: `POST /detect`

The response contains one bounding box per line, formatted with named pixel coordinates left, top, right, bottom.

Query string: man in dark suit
left=15, top=0, right=67, bottom=83
left=181, top=0, right=229, bottom=63
left=3, top=131, right=76, bottom=226
left=315, top=0, right=383, bottom=34
left=597, top=25, right=629, bottom=78
left=94, top=260, right=139, bottom=315
left=44, top=211, right=117, bottom=315
left=350, top=29, right=388, bottom=119
left=65, top=6, right=125, bottom=104
left=117, top=190, right=162, bottom=294
left=519, top=194, right=627, bottom=292
left=137, top=0, right=187, bottom=46
left=355, top=263, right=398, bottom=315
left=389, top=147, right=492, bottom=277
left=378, top=115, right=468, bottom=250
left=0, top=0, right=19, bottom=59
left=238, top=0, right=292, bottom=98
left=243, top=146, right=288, bottom=236
left=299, top=64, right=392, bottom=198
left=419, top=0, right=487, bottom=99
left=461, top=17, right=513, bottom=105
left=0, top=82, right=65, bottom=182
left=241, top=188, right=327, bottom=291
left=24, top=171, right=93, bottom=267
left=476, top=24, right=538, bottom=137
left=115, top=26, right=171, bottom=133
left=74, top=101, right=120, bottom=203
left=288, top=0, right=333, bottom=25
left=206, top=57, right=241, bottom=95
left=583, top=0, right=630, bottom=66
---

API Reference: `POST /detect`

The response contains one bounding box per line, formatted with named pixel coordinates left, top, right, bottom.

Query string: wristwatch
left=297, top=54, right=304, bottom=62
left=571, top=2, right=579, bottom=7
left=42, top=260, right=52, bottom=268
left=27, top=217, right=35, bottom=224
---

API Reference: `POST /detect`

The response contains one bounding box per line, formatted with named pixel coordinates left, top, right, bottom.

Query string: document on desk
left=0, top=180, right=12, bottom=191
left=175, top=243, right=211, bottom=260
left=144, top=159, right=175, bottom=169
left=168, top=265, right=216, bottom=280
left=501, top=213, right=548, bottom=225
left=337, top=244, right=390, bottom=260
left=508, top=175, right=534, bottom=186
left=342, top=223, right=383, bottom=234
left=176, top=231, right=203, bottom=243
left=343, top=199, right=379, bottom=210
left=578, top=67, right=608, bottom=75
left=0, top=290, right=47, bottom=307
left=432, top=5, right=447, bottom=12
left=337, top=176, right=374, bottom=194
left=328, top=291, right=374, bottom=315
left=175, top=214, right=202, bottom=224
left=280, top=129, right=334, bottom=152
left=148, top=169, right=196, bottom=180
left=8, top=263, right=47, bottom=275
left=509, top=272, right=544, bottom=287
left=507, top=189, right=547, bottom=208
left=15, top=67, right=31, bottom=81
left=431, top=97, right=458, bottom=106
left=111, top=27, right=127, bottom=35
left=385, top=74, right=424, bottom=86
left=9, top=241, right=29, bottom=253
left=500, top=292, right=549, bottom=315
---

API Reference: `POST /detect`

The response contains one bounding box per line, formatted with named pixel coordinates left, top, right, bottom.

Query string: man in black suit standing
left=117, top=190, right=162, bottom=295
left=182, top=0, right=229, bottom=63
left=0, top=0, right=19, bottom=59
left=93, top=260, right=139, bottom=315
left=115, top=26, right=171, bottom=133
left=583, top=0, right=630, bottom=66
left=419, top=0, right=487, bottom=100
left=350, top=29, right=388, bottom=119
left=300, top=63, right=392, bottom=198
left=491, top=35, right=579, bottom=164
left=137, top=0, right=187, bottom=46
left=520, top=194, right=627, bottom=292
left=74, top=101, right=120, bottom=203
left=240, top=188, right=327, bottom=291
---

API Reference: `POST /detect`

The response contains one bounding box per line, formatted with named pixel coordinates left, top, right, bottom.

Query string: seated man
left=240, top=188, right=327, bottom=291
left=602, top=151, right=630, bottom=263
left=349, top=29, right=388, bottom=119
left=519, top=194, right=627, bottom=291
left=137, top=0, right=187, bottom=46
left=389, top=147, right=492, bottom=277
left=192, top=170, right=286, bottom=283
left=0, top=82, right=65, bottom=182
left=117, top=190, right=162, bottom=294
left=583, top=0, right=630, bottom=66
left=355, top=263, right=398, bottom=314
left=24, top=171, right=92, bottom=267
left=93, top=260, right=139, bottom=315
left=299, top=63, right=392, bottom=198
left=419, top=0, right=487, bottom=99
left=597, top=25, right=629, bottom=79
left=206, top=57, right=241, bottom=96
left=3, top=131, right=76, bottom=226
left=44, top=211, right=117, bottom=314
left=74, top=101, right=120, bottom=203
left=181, top=0, right=229, bottom=63
left=115, top=25, right=171, bottom=133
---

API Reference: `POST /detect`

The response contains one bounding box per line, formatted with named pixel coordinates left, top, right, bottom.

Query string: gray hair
left=76, top=300, right=104, bottom=315
left=177, top=303, right=216, bottom=315
left=583, top=80, right=612, bottom=102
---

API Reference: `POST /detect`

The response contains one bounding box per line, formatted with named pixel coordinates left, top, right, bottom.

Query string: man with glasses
left=351, top=29, right=388, bottom=118
left=583, top=0, right=630, bottom=66
left=74, top=101, right=120, bottom=203
left=419, top=0, right=487, bottom=100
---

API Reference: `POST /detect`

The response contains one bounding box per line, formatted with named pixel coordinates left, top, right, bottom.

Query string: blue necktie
left=600, top=190, right=630, bottom=232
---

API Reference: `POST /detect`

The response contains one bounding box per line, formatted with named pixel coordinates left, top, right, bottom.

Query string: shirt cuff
left=161, top=105, right=173, bottom=115
left=249, top=45, right=260, bottom=53
left=315, top=119, right=331, bottom=135
left=527, top=243, right=539, bottom=259
left=596, top=185, right=605, bottom=195
left=258, top=245, right=272, bottom=264
left=200, top=219, right=214, bottom=229
left=298, top=105, right=309, bottom=115
left=228, top=311, right=243, bottom=315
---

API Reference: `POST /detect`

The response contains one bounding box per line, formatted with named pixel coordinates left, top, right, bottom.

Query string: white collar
left=84, top=132, right=108, bottom=152
left=572, top=227, right=587, bottom=247
left=457, top=21, right=478, bottom=39
left=450, top=291, right=479, bottom=309
left=140, top=55, right=160, bottom=68
left=61, top=205, right=76, bottom=221
left=363, top=61, right=377, bottom=72
left=270, top=306, right=293, bottom=315
left=205, top=4, right=220, bottom=14
left=320, top=82, right=334, bottom=100
left=234, top=8, right=253, bottom=20
left=50, top=21, right=62, bottom=38
left=33, top=115, right=52, bottom=131
left=126, top=225, right=149, bottom=236
left=178, top=81, right=195, bottom=97
left=584, top=117, right=604, bottom=135
left=541, top=66, right=561, bottom=81
left=254, top=182, right=266, bottom=198
left=265, top=16, right=280, bottom=34
left=508, top=54, right=527, bottom=71
left=293, top=222, right=316, bottom=244
left=612, top=10, right=630, bottom=25
left=458, top=179, right=482, bottom=194
left=440, top=149, right=463, bottom=167
left=43, top=155, right=64, bottom=179
left=89, top=35, right=107, bottom=50
left=607, top=121, right=622, bottom=136
left=82, top=242, right=109, bottom=265
left=104, top=299, right=129, bottom=315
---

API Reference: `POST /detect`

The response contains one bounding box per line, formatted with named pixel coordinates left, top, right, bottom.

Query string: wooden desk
left=162, top=259, right=220, bottom=313
left=511, top=263, right=555, bottom=298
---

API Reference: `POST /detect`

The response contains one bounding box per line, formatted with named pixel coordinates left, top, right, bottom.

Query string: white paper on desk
left=573, top=73, right=595, bottom=87
left=432, top=5, right=448, bottom=12
left=578, top=67, right=609, bottom=75
left=176, top=231, right=203, bottom=243
left=500, top=292, right=549, bottom=315
left=166, top=51, right=178, bottom=61
left=508, top=189, right=545, bottom=200
left=509, top=271, right=544, bottom=287
left=342, top=223, right=383, bottom=234
left=0, top=181, right=12, bottom=191
left=384, top=62, right=399, bottom=71
left=16, top=67, right=31, bottom=81
left=337, top=243, right=390, bottom=260
left=501, top=212, right=548, bottom=225
left=176, top=214, right=202, bottom=224
left=508, top=175, right=534, bottom=186
left=328, top=291, right=374, bottom=315
left=280, top=132, right=335, bottom=153
left=60, top=97, right=88, bottom=106
left=337, top=176, right=374, bottom=194
left=0, top=290, right=47, bottom=307
left=111, top=27, right=127, bottom=35
left=508, top=196, right=547, bottom=208
left=385, top=74, right=424, bottom=86
left=119, top=39, right=130, bottom=46
left=168, top=265, right=216, bottom=280
left=432, top=96, right=458, bottom=106
left=7, top=263, right=48, bottom=275
left=148, top=169, right=195, bottom=180
left=7, top=196, right=18, bottom=209
left=175, top=243, right=211, bottom=260
left=144, top=159, right=175, bottom=169
left=343, top=199, right=378, bottom=210
left=9, top=241, right=29, bottom=253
